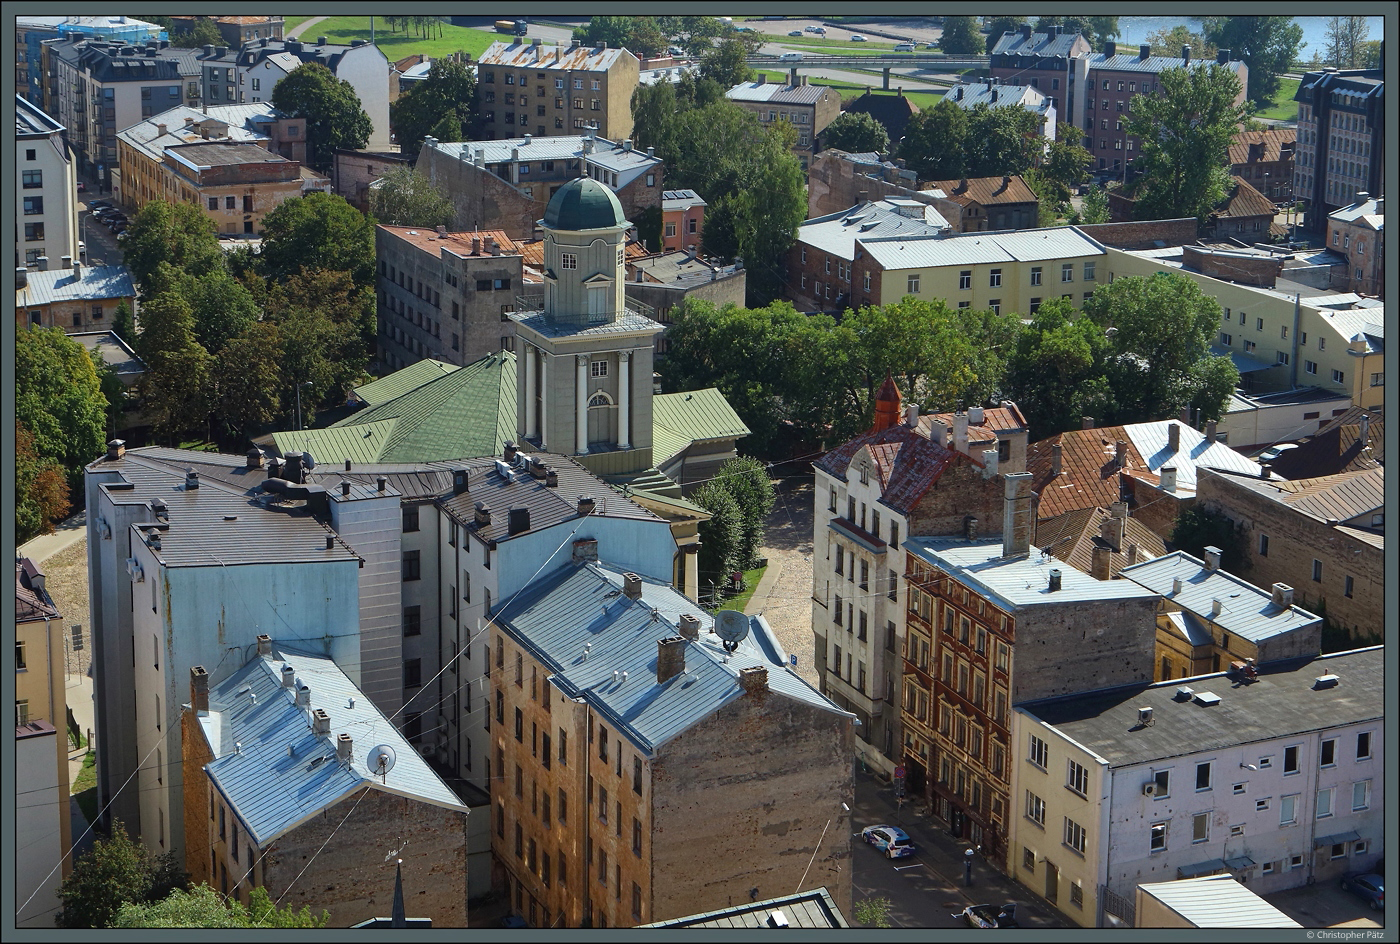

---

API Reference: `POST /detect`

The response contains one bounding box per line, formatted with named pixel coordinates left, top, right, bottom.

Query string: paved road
left=285, top=15, right=330, bottom=40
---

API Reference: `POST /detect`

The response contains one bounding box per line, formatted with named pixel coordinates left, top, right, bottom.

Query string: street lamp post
left=295, top=381, right=313, bottom=431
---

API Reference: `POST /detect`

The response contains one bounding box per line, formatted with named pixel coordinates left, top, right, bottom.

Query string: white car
left=1258, top=443, right=1299, bottom=463
left=780, top=52, right=803, bottom=61
left=850, top=34, right=867, bottom=42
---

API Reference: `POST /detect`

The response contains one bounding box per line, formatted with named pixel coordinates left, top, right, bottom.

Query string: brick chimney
left=312, top=707, right=330, bottom=733
left=953, top=411, right=969, bottom=455
left=256, top=634, right=272, bottom=656
left=1206, top=420, right=1217, bottom=444
left=191, top=666, right=209, bottom=713
left=1001, top=472, right=1034, bottom=558
left=679, top=614, right=700, bottom=641
left=336, top=732, right=353, bottom=764
left=578, top=496, right=596, bottom=516
left=657, top=636, right=685, bottom=684
left=246, top=447, right=264, bottom=469
left=1051, top=441, right=1062, bottom=476
left=982, top=447, right=999, bottom=478
left=1082, top=416, right=1095, bottom=430
left=1160, top=466, right=1178, bottom=493
left=108, top=439, right=126, bottom=460
left=872, top=375, right=901, bottom=432
left=572, top=538, right=598, bottom=563
left=739, top=665, right=769, bottom=696
left=1091, top=544, right=1112, bottom=581
left=1203, top=546, right=1222, bottom=572
left=1168, top=422, right=1181, bottom=453
left=1115, top=440, right=1127, bottom=468
left=1099, top=512, right=1124, bottom=551
left=622, top=572, right=643, bottom=600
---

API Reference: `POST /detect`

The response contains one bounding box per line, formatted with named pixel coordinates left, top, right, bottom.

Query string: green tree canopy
left=152, top=265, right=260, bottom=357
left=135, top=290, right=213, bottom=443
left=714, top=456, right=776, bottom=569
left=1125, top=65, right=1250, bottom=225
left=120, top=199, right=223, bottom=298
left=265, top=268, right=375, bottom=420
left=1037, top=123, right=1093, bottom=203
left=963, top=103, right=1044, bottom=178
left=821, top=110, right=890, bottom=155
left=17, top=420, right=72, bottom=542
left=169, top=17, right=221, bottom=48
left=1202, top=16, right=1305, bottom=105
left=699, top=36, right=758, bottom=87
left=16, top=326, right=108, bottom=489
left=212, top=323, right=284, bottom=445
left=390, top=57, right=477, bottom=157
left=1169, top=508, right=1243, bottom=570
left=1075, top=184, right=1111, bottom=224
left=693, top=481, right=746, bottom=591
left=113, top=883, right=328, bottom=928
left=1082, top=272, right=1237, bottom=425
left=368, top=165, right=455, bottom=228
left=899, top=98, right=968, bottom=181
left=1323, top=16, right=1370, bottom=68
left=271, top=62, right=373, bottom=172
left=939, top=17, right=985, bottom=55
left=1147, top=24, right=1216, bottom=60
left=655, top=16, right=732, bottom=56
left=1003, top=297, right=1115, bottom=438
left=57, top=820, right=186, bottom=928
left=257, top=191, right=377, bottom=288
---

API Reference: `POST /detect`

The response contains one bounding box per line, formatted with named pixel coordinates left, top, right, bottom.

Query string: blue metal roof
left=199, top=645, right=467, bottom=847
left=493, top=563, right=849, bottom=755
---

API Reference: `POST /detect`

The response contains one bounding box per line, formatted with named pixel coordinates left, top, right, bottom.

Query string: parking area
left=1263, top=879, right=1384, bottom=928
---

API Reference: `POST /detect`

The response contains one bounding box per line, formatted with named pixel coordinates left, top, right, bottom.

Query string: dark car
left=1340, top=872, right=1384, bottom=911
left=88, top=200, right=112, bottom=212
left=953, top=903, right=1019, bottom=928
left=500, top=914, right=530, bottom=928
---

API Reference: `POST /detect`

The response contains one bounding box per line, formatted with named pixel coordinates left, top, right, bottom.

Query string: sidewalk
left=853, top=769, right=1068, bottom=929
left=20, top=509, right=88, bottom=565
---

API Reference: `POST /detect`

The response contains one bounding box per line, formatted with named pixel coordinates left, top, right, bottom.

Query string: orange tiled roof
left=380, top=226, right=520, bottom=257
left=1228, top=129, right=1295, bottom=165
left=923, top=175, right=1037, bottom=207
left=1035, top=505, right=1167, bottom=579
left=1217, top=176, right=1277, bottom=219
left=1026, top=426, right=1143, bottom=520
left=817, top=424, right=965, bottom=516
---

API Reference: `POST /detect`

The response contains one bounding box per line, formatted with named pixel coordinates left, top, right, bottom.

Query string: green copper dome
left=543, top=177, right=627, bottom=231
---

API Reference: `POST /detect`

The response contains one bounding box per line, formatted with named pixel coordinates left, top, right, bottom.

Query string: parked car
left=668, top=45, right=684, bottom=56
left=894, top=43, right=915, bottom=52
left=88, top=200, right=112, bottom=212
left=953, top=903, right=1020, bottom=928
left=735, top=25, right=755, bottom=32
left=813, top=26, right=826, bottom=35
left=789, top=29, right=804, bottom=36
left=925, top=42, right=940, bottom=49
left=1258, top=442, right=1298, bottom=463
left=861, top=824, right=915, bottom=858
left=111, top=221, right=128, bottom=234
left=780, top=52, right=804, bottom=61
left=1340, top=872, right=1384, bottom=911
left=850, top=34, right=867, bottom=42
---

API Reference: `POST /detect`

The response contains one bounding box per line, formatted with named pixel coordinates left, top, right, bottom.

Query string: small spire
left=872, top=374, right=902, bottom=432
left=391, top=858, right=406, bottom=928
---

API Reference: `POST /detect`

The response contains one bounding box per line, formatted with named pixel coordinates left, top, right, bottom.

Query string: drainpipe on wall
left=1290, top=293, right=1301, bottom=389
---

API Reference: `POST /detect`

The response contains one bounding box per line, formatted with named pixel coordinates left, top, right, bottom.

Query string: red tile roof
left=1228, top=129, right=1296, bottom=166
left=1217, top=176, right=1277, bottom=220
left=923, top=175, right=1038, bottom=207
left=380, top=226, right=520, bottom=258
left=1026, top=426, right=1142, bottom=519
left=817, top=423, right=965, bottom=516
left=1035, top=506, right=1167, bottom=578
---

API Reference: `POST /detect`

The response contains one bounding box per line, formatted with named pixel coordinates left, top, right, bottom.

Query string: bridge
left=747, top=54, right=990, bottom=71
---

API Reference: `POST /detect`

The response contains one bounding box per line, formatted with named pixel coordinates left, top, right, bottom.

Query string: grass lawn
left=73, top=750, right=98, bottom=825
left=283, top=15, right=315, bottom=35
left=1254, top=77, right=1300, bottom=122
left=755, top=70, right=946, bottom=110
left=715, top=563, right=768, bottom=613
left=289, top=16, right=517, bottom=62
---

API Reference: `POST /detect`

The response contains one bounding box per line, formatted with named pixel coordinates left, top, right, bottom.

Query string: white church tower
left=511, top=177, right=663, bottom=479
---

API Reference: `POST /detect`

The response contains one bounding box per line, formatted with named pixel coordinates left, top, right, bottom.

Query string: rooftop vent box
left=1194, top=691, right=1222, bottom=707
left=1313, top=674, right=1340, bottom=689
left=767, top=910, right=790, bottom=928
left=1174, top=686, right=1194, bottom=701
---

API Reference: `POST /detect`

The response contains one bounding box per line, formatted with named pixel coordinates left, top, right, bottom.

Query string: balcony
left=511, top=294, right=655, bottom=321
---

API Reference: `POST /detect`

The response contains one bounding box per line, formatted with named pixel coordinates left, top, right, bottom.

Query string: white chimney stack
left=953, top=411, right=969, bottom=455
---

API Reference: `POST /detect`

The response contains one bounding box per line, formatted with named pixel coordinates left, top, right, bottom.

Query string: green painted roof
left=543, top=177, right=626, bottom=231
left=351, top=359, right=460, bottom=407
left=652, top=388, right=752, bottom=466
left=271, top=352, right=515, bottom=463
left=623, top=486, right=712, bottom=518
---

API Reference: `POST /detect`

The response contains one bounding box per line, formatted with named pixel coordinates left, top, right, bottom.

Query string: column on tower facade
left=617, top=350, right=631, bottom=450
left=539, top=352, right=548, bottom=450
left=524, top=343, right=537, bottom=440
left=576, top=354, right=589, bottom=455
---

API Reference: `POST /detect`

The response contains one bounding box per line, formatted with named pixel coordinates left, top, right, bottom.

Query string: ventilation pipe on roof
left=1359, top=414, right=1370, bottom=448
left=1048, top=568, right=1062, bottom=592
left=185, top=469, right=199, bottom=490
left=377, top=476, right=387, bottom=491
left=1091, top=544, right=1112, bottom=581
left=281, top=664, right=296, bottom=688
left=108, top=439, right=126, bottom=460
left=299, top=685, right=315, bottom=711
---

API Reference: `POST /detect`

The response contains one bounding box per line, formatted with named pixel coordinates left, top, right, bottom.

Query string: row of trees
left=692, top=456, right=776, bottom=597
left=663, top=270, right=1238, bottom=456
left=573, top=16, right=760, bottom=61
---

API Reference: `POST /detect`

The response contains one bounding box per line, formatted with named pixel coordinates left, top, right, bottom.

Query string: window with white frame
left=1026, top=791, right=1046, bottom=826
left=1064, top=817, right=1086, bottom=854
left=907, top=274, right=920, bottom=294
left=1028, top=734, right=1048, bottom=769
left=1150, top=822, right=1167, bottom=852
left=1280, top=794, right=1299, bottom=825
left=1352, top=780, right=1370, bottom=811
left=1066, top=760, right=1088, bottom=797
left=1317, top=787, right=1334, bottom=818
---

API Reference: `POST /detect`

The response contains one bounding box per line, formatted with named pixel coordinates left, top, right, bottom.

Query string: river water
left=1115, top=16, right=1385, bottom=61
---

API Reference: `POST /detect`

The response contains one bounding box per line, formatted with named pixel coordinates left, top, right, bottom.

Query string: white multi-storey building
left=16, top=94, right=79, bottom=269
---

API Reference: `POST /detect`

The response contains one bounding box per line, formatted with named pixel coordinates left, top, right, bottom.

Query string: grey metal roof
left=71, top=331, right=145, bottom=382
left=87, top=449, right=363, bottom=567
left=16, top=94, right=65, bottom=136
left=1020, top=647, right=1383, bottom=768
left=798, top=200, right=951, bottom=260
left=115, top=103, right=292, bottom=160
left=638, top=64, right=700, bottom=87
left=661, top=189, right=706, bottom=210
left=1121, top=419, right=1268, bottom=494
left=1089, top=54, right=1246, bottom=78
left=510, top=309, right=663, bottom=340
left=493, top=562, right=849, bottom=756
left=17, top=265, right=135, bottom=307
left=200, top=644, right=467, bottom=847
left=990, top=30, right=1086, bottom=59
left=902, top=537, right=1159, bottom=611
left=642, top=887, right=849, bottom=928
left=427, top=135, right=661, bottom=176
left=1317, top=309, right=1384, bottom=355
left=1137, top=875, right=1301, bottom=928
left=861, top=225, right=1104, bottom=271
left=726, top=81, right=831, bottom=105
left=949, top=82, right=1049, bottom=114
left=1119, top=551, right=1321, bottom=643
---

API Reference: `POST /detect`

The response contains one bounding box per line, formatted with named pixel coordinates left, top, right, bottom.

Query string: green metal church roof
left=543, top=176, right=627, bottom=230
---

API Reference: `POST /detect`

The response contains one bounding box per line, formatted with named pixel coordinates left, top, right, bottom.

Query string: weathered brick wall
left=180, top=710, right=215, bottom=889
left=334, top=151, right=411, bottom=211
left=1078, top=218, right=1199, bottom=249
left=1126, top=479, right=1190, bottom=543
left=650, top=687, right=854, bottom=923
left=1013, top=595, right=1160, bottom=702
left=905, top=461, right=1007, bottom=537
left=260, top=786, right=468, bottom=927
left=1182, top=245, right=1283, bottom=287
left=1195, top=468, right=1384, bottom=641
left=807, top=152, right=962, bottom=226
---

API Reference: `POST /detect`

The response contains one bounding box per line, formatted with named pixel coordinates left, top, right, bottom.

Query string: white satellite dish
left=367, top=744, right=397, bottom=781
left=714, top=610, right=749, bottom=652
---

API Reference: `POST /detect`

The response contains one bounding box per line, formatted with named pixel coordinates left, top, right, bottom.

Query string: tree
left=16, top=420, right=72, bottom=543
left=655, top=16, right=732, bottom=57
left=627, top=17, right=668, bottom=58
left=962, top=103, right=1043, bottom=178
left=113, top=883, right=327, bottom=928
left=1357, top=40, right=1382, bottom=70
left=1003, top=297, right=1115, bottom=438
left=573, top=15, right=634, bottom=51
left=16, top=325, right=108, bottom=489
left=693, top=481, right=746, bottom=593
left=854, top=897, right=894, bottom=929
left=368, top=166, right=455, bottom=228
left=898, top=99, right=968, bottom=181
left=1324, top=16, right=1370, bottom=68
left=633, top=204, right=663, bottom=252
left=212, top=323, right=284, bottom=445
left=1077, top=184, right=1111, bottom=224
left=266, top=268, right=376, bottom=420
left=169, top=18, right=221, bottom=49
left=1147, top=25, right=1216, bottom=61
left=1125, top=65, right=1250, bottom=225
left=1082, top=272, right=1236, bottom=425
left=715, top=456, right=776, bottom=569
left=1037, top=124, right=1093, bottom=203
left=1202, top=16, right=1305, bottom=106
left=56, top=820, right=185, bottom=928
left=822, top=111, right=890, bottom=155
left=120, top=199, right=223, bottom=298
left=135, top=292, right=213, bottom=443
left=939, top=17, right=985, bottom=55
left=390, top=57, right=477, bottom=156
left=271, top=62, right=373, bottom=172
left=1169, top=508, right=1243, bottom=570
left=1035, top=16, right=1120, bottom=50
left=257, top=191, right=377, bottom=288
left=153, top=266, right=260, bottom=357
left=1024, top=169, right=1067, bottom=227
left=984, top=16, right=1027, bottom=49
left=111, top=299, right=135, bottom=347
left=699, top=36, right=756, bottom=88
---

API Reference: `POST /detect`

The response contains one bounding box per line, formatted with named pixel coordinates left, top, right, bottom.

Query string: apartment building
left=196, top=37, right=390, bottom=149
left=988, top=24, right=1091, bottom=127
left=1229, top=129, right=1296, bottom=203
left=376, top=225, right=524, bottom=368
left=725, top=75, right=842, bottom=169
left=1012, top=647, right=1383, bottom=926
left=659, top=189, right=705, bottom=252
left=182, top=640, right=470, bottom=926
left=168, top=16, right=284, bottom=47
left=1195, top=466, right=1384, bottom=644
left=1104, top=247, right=1385, bottom=407
left=1118, top=548, right=1322, bottom=682
left=418, top=133, right=664, bottom=242
left=1293, top=67, right=1384, bottom=228
left=947, top=80, right=1056, bottom=143
left=116, top=103, right=310, bottom=217
left=920, top=175, right=1041, bottom=233
left=813, top=387, right=1028, bottom=775
left=476, top=38, right=640, bottom=143
left=1325, top=194, right=1383, bottom=296
left=16, top=261, right=136, bottom=334
left=787, top=198, right=951, bottom=312
left=903, top=497, right=1160, bottom=868
left=16, top=95, right=79, bottom=269
left=490, top=564, right=854, bottom=927
left=44, top=38, right=203, bottom=181
left=17, top=17, right=71, bottom=106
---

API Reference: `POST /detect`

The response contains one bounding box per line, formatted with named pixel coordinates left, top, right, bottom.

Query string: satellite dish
left=367, top=744, right=397, bottom=780
left=714, top=610, right=749, bottom=652
left=302, top=451, right=316, bottom=471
